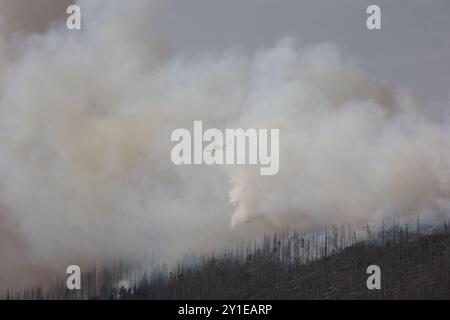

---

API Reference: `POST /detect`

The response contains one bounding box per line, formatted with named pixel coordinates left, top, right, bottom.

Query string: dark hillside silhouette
left=5, top=222, right=450, bottom=300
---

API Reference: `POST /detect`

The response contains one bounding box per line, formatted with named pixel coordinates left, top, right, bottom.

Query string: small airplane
left=205, top=142, right=232, bottom=156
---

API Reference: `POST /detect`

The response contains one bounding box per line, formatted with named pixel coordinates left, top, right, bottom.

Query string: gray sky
left=157, top=0, right=450, bottom=104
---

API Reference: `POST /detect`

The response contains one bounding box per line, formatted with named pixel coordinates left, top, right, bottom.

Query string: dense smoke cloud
left=0, top=0, right=71, bottom=34
left=0, top=0, right=449, bottom=289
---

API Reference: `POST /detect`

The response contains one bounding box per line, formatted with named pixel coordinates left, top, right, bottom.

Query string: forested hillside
left=5, top=223, right=450, bottom=300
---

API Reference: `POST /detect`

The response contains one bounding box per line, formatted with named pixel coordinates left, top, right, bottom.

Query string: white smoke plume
left=0, top=0, right=449, bottom=289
